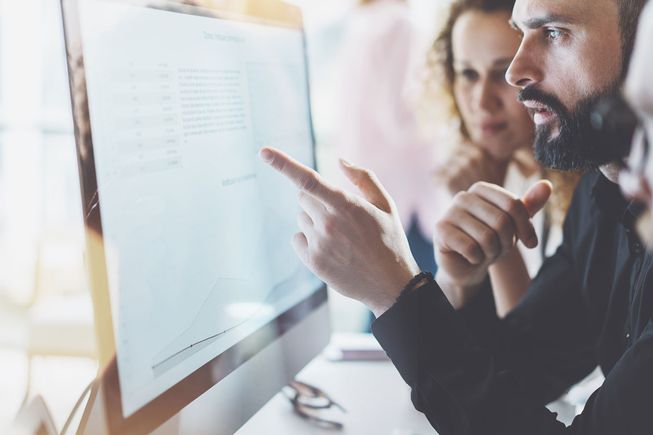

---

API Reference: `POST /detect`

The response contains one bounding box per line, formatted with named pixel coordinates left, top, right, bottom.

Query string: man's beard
left=518, top=84, right=631, bottom=171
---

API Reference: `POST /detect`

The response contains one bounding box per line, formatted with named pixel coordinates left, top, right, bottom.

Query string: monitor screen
left=62, top=0, right=326, bottom=427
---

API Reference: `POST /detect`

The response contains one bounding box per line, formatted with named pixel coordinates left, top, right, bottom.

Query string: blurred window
left=0, top=0, right=82, bottom=304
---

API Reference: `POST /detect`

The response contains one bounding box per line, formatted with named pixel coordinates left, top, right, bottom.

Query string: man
left=259, top=0, right=651, bottom=433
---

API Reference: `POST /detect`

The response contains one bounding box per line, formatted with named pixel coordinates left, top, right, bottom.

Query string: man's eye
left=544, top=28, right=563, bottom=41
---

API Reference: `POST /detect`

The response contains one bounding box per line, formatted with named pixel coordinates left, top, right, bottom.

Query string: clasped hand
left=434, top=180, right=552, bottom=308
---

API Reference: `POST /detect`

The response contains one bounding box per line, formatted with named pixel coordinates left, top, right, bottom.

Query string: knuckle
left=493, top=212, right=513, bottom=234
left=321, top=215, right=338, bottom=235
left=462, top=240, right=481, bottom=262
left=300, top=172, right=319, bottom=192
left=505, top=198, right=524, bottom=217
left=452, top=191, right=470, bottom=207
left=468, top=181, right=486, bottom=193
left=298, top=212, right=311, bottom=226
left=270, top=154, right=281, bottom=170
left=479, top=228, right=497, bottom=249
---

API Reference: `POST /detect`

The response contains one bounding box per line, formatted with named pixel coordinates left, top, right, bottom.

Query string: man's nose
left=506, top=38, right=543, bottom=89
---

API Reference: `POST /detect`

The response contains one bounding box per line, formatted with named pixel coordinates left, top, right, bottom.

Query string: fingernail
left=339, top=158, right=352, bottom=168
left=259, top=148, right=273, bottom=163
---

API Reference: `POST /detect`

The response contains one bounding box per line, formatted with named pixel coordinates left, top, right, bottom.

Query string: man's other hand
left=435, top=180, right=552, bottom=308
left=259, top=147, right=420, bottom=317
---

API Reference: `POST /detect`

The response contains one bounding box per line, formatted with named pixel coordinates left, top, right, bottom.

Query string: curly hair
left=423, top=0, right=515, bottom=141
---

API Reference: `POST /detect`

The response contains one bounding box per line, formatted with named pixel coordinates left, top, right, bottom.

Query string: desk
left=237, top=340, right=434, bottom=434
left=237, top=351, right=591, bottom=434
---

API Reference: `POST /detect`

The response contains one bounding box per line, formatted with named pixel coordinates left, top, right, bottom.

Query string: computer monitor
left=60, top=1, right=330, bottom=433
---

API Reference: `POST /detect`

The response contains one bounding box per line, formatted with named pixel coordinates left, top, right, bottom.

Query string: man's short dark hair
left=619, top=0, right=649, bottom=75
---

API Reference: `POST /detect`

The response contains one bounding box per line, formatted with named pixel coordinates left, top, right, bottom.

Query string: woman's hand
left=433, top=145, right=508, bottom=196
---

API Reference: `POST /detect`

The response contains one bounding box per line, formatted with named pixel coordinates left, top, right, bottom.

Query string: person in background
left=334, top=0, right=440, bottom=274
left=424, top=0, right=582, bottom=317
left=619, top=0, right=653, bottom=247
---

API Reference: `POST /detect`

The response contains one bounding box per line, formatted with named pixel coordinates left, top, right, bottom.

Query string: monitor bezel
left=60, top=1, right=327, bottom=433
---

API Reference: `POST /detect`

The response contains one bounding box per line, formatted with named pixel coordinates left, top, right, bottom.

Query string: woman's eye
left=458, top=69, right=479, bottom=82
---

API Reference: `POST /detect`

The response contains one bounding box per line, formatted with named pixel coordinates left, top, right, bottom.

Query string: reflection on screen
left=79, top=0, right=321, bottom=417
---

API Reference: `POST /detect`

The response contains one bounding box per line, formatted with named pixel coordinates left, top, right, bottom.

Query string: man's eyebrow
left=510, top=14, right=574, bottom=31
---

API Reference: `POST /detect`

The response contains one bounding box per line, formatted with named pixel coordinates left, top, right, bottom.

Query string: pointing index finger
left=259, top=147, right=342, bottom=207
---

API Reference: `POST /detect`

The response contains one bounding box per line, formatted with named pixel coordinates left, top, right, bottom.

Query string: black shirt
left=372, top=171, right=653, bottom=435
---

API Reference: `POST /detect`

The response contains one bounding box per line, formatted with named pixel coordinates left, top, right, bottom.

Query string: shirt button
left=626, top=333, right=631, bottom=340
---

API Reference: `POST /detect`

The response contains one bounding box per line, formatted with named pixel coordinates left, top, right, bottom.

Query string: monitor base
left=77, top=302, right=330, bottom=435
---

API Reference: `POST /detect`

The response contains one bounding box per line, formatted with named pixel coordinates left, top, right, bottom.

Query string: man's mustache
left=518, top=85, right=637, bottom=161
left=518, top=86, right=569, bottom=118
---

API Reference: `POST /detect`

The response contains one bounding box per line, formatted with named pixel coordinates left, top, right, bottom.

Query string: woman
left=424, top=0, right=581, bottom=317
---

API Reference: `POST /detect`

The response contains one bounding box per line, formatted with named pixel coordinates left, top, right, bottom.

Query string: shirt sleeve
left=372, top=281, right=653, bottom=434
left=454, top=242, right=597, bottom=404
left=442, top=178, right=599, bottom=404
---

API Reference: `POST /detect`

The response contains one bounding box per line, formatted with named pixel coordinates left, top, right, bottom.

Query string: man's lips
left=522, top=100, right=557, bottom=126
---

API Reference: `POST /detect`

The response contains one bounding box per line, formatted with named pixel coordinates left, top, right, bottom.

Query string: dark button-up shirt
left=373, top=171, right=653, bottom=434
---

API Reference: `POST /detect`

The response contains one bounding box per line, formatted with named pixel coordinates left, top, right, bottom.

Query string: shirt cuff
left=371, top=279, right=471, bottom=386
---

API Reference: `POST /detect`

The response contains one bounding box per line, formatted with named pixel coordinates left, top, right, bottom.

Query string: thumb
left=339, top=158, right=393, bottom=212
left=522, top=180, right=553, bottom=217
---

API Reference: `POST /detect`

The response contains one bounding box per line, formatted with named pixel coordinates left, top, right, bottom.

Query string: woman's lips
left=479, top=121, right=508, bottom=135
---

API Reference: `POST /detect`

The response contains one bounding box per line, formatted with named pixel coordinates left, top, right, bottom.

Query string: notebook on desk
left=324, top=333, right=389, bottom=362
